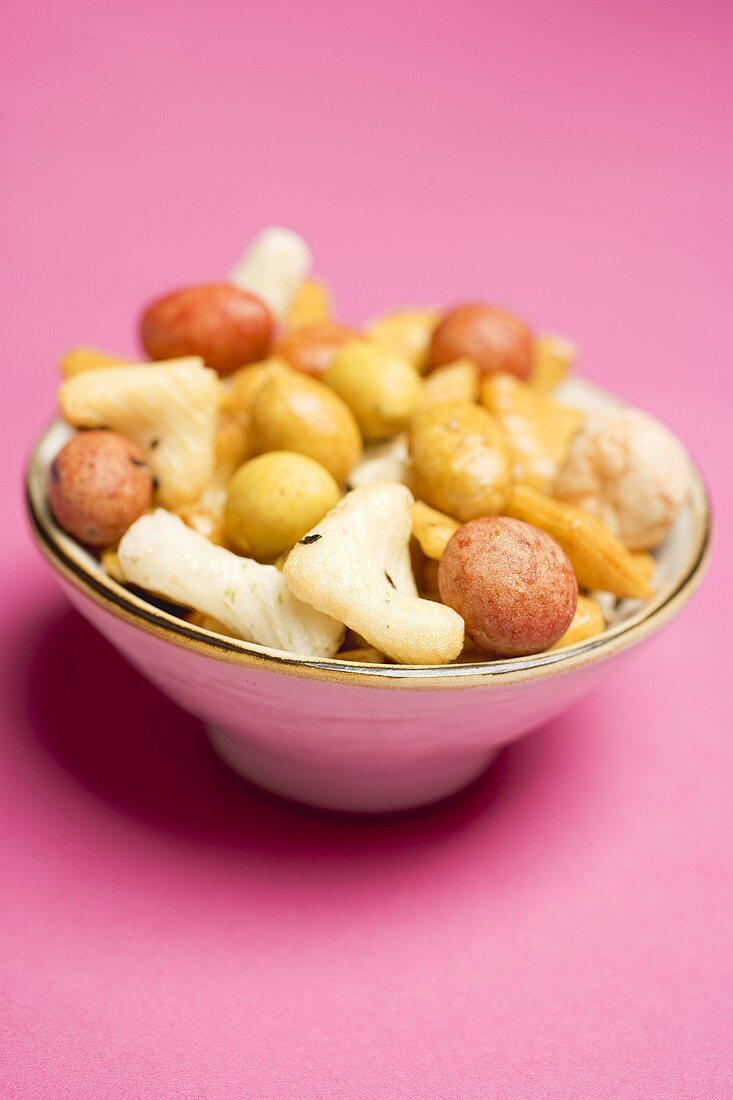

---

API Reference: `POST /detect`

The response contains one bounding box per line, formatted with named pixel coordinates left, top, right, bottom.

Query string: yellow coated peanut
left=251, top=370, right=363, bottom=483
left=225, top=450, right=341, bottom=561
left=324, top=341, right=422, bottom=441
left=410, top=402, right=513, bottom=521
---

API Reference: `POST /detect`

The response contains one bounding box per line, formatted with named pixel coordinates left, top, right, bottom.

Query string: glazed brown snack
left=49, top=430, right=154, bottom=547
left=275, top=322, right=358, bottom=378
left=251, top=370, right=363, bottom=483
left=140, top=283, right=272, bottom=376
left=429, top=303, right=533, bottom=380
left=438, top=516, right=578, bottom=657
left=410, top=402, right=512, bottom=521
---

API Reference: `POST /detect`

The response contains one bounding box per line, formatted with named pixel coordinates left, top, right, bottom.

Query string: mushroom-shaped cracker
left=283, top=483, right=464, bottom=665
left=118, top=510, right=344, bottom=657
left=58, top=357, right=220, bottom=509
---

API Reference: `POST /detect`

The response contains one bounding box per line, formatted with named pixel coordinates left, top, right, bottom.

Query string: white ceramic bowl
left=26, top=379, right=710, bottom=813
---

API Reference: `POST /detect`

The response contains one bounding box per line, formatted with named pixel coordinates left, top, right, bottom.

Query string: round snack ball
left=140, top=283, right=272, bottom=376
left=225, top=451, right=341, bottom=561
left=275, top=322, right=359, bottom=378
left=324, top=341, right=423, bottom=441
left=409, top=401, right=513, bottom=521
left=251, top=370, right=362, bottom=483
left=429, top=303, right=533, bottom=380
left=49, top=430, right=154, bottom=547
left=438, top=516, right=578, bottom=657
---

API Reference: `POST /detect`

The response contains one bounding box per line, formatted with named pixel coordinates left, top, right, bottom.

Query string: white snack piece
left=590, top=590, right=619, bottom=624
left=118, top=510, right=344, bottom=657
left=284, top=482, right=464, bottom=665
left=58, top=357, right=221, bottom=509
left=554, top=407, right=691, bottom=551
left=229, top=227, right=312, bottom=320
left=346, top=434, right=412, bottom=490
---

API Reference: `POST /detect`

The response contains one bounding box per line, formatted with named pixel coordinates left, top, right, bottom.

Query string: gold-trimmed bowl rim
left=25, top=383, right=711, bottom=690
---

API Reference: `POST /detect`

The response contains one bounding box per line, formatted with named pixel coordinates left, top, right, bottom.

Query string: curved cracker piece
left=58, top=357, right=220, bottom=509
left=550, top=595, right=605, bottom=650
left=118, top=510, right=344, bottom=657
left=419, top=359, right=479, bottom=410
left=365, top=308, right=439, bottom=374
left=411, top=502, right=459, bottom=560
left=284, top=483, right=464, bottom=665
left=481, top=372, right=585, bottom=493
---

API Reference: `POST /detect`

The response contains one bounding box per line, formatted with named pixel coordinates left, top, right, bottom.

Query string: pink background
left=2, top=0, right=732, bottom=1096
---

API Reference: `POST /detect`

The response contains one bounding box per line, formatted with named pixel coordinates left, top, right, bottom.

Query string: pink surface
left=2, top=0, right=732, bottom=1095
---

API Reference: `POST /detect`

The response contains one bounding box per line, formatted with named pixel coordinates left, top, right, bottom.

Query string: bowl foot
left=207, top=725, right=497, bottom=813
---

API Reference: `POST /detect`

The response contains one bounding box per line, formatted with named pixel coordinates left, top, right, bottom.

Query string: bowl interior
left=26, top=377, right=710, bottom=682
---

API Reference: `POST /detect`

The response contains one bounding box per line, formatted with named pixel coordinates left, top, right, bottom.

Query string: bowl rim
left=25, top=391, right=712, bottom=690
